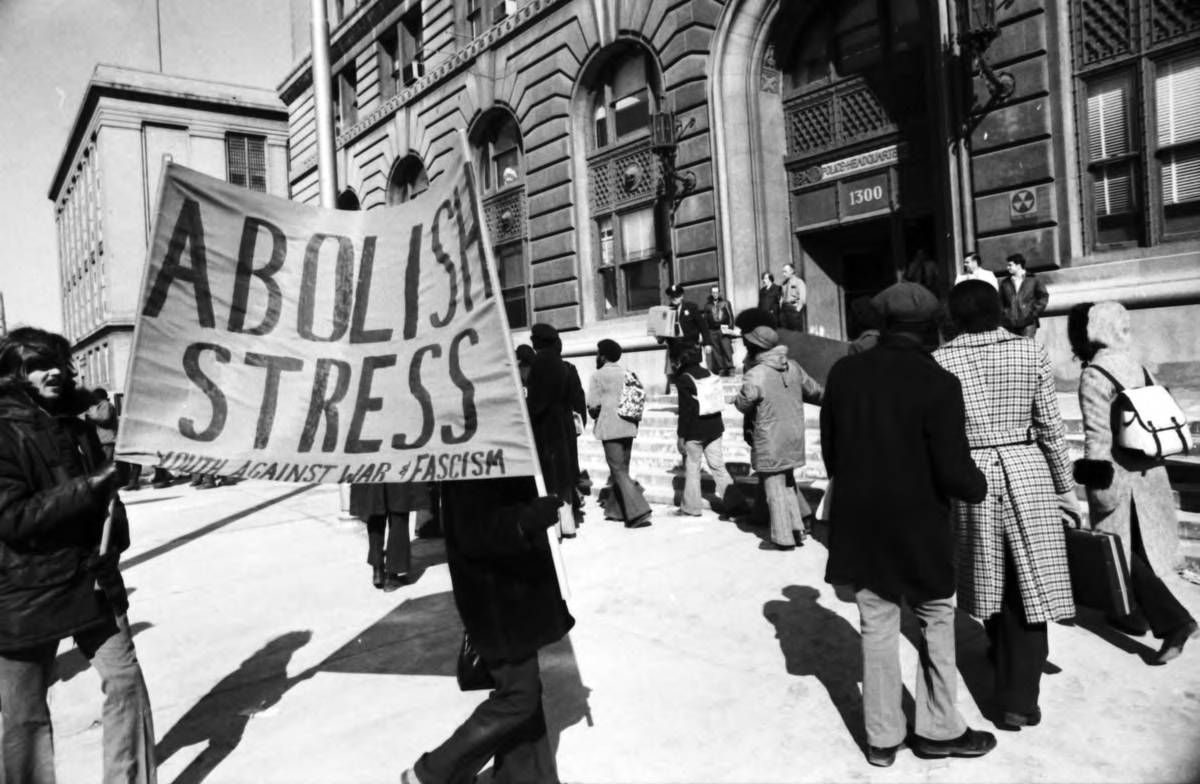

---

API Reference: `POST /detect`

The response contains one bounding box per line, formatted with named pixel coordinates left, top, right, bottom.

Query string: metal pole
left=310, top=0, right=338, bottom=209
left=155, top=0, right=164, bottom=72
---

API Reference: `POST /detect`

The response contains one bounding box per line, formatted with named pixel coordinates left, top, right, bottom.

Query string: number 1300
left=848, top=185, right=884, bottom=205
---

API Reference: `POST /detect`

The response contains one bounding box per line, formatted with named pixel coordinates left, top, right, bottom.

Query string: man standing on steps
left=587, top=339, right=652, bottom=529
left=659, top=284, right=708, bottom=395
left=999, top=253, right=1048, bottom=338
left=779, top=263, right=807, bottom=331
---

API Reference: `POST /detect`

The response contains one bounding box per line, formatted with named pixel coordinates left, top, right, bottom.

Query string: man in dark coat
left=703, top=285, right=736, bottom=376
left=999, top=253, right=1049, bottom=338
left=757, top=272, right=782, bottom=327
left=821, top=283, right=994, bottom=767
left=659, top=284, right=708, bottom=394
left=404, top=477, right=572, bottom=784
left=526, top=324, right=581, bottom=537
left=349, top=482, right=431, bottom=590
left=0, top=327, right=156, bottom=784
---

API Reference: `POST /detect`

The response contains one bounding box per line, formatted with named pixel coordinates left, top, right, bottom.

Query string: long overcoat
left=349, top=482, right=430, bottom=518
left=1079, top=348, right=1180, bottom=575
left=734, top=345, right=822, bottom=473
left=442, top=477, right=574, bottom=661
left=934, top=328, right=1075, bottom=623
left=525, top=345, right=580, bottom=505
left=821, top=335, right=987, bottom=604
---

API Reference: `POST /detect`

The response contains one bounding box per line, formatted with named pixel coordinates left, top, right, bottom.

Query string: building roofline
left=49, top=64, right=289, bottom=200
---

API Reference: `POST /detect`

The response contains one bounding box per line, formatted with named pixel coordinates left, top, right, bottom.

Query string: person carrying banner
left=402, top=477, right=573, bottom=784
left=0, top=327, right=156, bottom=784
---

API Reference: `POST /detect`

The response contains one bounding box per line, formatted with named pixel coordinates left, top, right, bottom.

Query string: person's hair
left=948, top=280, right=1002, bottom=333
left=1067, top=302, right=1104, bottom=363
left=782, top=263, right=794, bottom=274
left=92, top=387, right=109, bottom=400
left=761, top=272, right=775, bottom=284
left=514, top=344, right=535, bottom=367
left=734, top=307, right=773, bottom=333
left=964, top=251, right=980, bottom=265
left=1006, top=252, right=1027, bottom=269
left=679, top=344, right=703, bottom=366
left=0, top=327, right=77, bottom=394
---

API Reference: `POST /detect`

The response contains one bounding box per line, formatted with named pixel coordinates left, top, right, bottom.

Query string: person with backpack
left=587, top=339, right=652, bottom=529
left=674, top=345, right=734, bottom=516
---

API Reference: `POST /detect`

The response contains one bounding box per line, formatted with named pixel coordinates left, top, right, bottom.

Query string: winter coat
left=0, top=389, right=130, bottom=652
left=84, top=399, right=118, bottom=446
left=674, top=362, right=724, bottom=444
left=734, top=345, right=822, bottom=473
left=703, top=297, right=734, bottom=332
left=934, top=328, right=1075, bottom=623
left=1079, top=348, right=1180, bottom=575
left=441, top=477, right=574, bottom=661
left=349, top=482, right=431, bottom=518
left=525, top=345, right=580, bottom=504
left=999, top=274, right=1049, bottom=337
left=822, top=334, right=987, bottom=604
left=757, top=285, right=782, bottom=324
left=587, top=362, right=638, bottom=442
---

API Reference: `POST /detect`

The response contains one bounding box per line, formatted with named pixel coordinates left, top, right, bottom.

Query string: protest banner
left=116, top=137, right=538, bottom=486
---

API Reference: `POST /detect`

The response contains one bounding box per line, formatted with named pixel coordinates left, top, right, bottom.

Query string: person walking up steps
left=587, top=339, right=652, bottom=529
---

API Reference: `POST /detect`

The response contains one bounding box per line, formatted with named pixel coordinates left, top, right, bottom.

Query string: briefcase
left=1063, top=520, right=1134, bottom=617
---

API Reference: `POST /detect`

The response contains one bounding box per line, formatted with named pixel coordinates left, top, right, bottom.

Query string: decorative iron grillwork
left=1077, top=0, right=1136, bottom=66
left=588, top=142, right=661, bottom=212
left=1149, top=0, right=1200, bottom=44
left=483, top=187, right=526, bottom=244
left=785, top=78, right=894, bottom=158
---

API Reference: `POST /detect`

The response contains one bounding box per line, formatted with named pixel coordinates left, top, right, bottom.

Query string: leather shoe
left=625, top=516, right=652, bottom=529
left=759, top=540, right=795, bottom=551
left=372, top=565, right=385, bottom=590
left=910, top=728, right=996, bottom=759
left=867, top=743, right=901, bottom=767
left=1107, top=612, right=1150, bottom=637
left=1153, top=619, right=1199, bottom=665
left=999, top=707, right=1041, bottom=729
left=382, top=573, right=410, bottom=592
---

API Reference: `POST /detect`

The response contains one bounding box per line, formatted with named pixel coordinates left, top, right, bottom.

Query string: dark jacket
left=703, top=297, right=734, bottom=332
left=757, top=284, right=782, bottom=324
left=999, top=273, right=1049, bottom=336
left=662, top=298, right=709, bottom=359
left=0, top=389, right=129, bottom=652
left=674, top=362, right=724, bottom=444
left=525, top=345, right=579, bottom=503
left=349, top=482, right=431, bottom=517
left=821, top=335, right=986, bottom=604
left=442, top=477, right=574, bottom=661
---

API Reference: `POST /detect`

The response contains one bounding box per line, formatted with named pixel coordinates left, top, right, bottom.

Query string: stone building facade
left=49, top=66, right=290, bottom=395
left=279, top=0, right=1200, bottom=382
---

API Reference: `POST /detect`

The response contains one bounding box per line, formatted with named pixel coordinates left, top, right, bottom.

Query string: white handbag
left=1092, top=365, right=1193, bottom=460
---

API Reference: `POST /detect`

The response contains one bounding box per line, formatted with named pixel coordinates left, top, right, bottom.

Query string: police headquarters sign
left=117, top=140, right=536, bottom=484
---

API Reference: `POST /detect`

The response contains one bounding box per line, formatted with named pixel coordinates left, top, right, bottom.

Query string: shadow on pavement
left=764, top=585, right=874, bottom=756
left=53, top=621, right=154, bottom=685
left=1060, top=609, right=1158, bottom=663
left=156, top=630, right=314, bottom=784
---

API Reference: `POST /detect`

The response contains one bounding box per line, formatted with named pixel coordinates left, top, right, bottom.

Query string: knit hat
left=871, top=282, right=940, bottom=325
left=597, top=338, right=623, bottom=362
left=744, top=326, right=779, bottom=349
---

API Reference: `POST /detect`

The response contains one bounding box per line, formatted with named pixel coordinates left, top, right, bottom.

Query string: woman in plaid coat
left=934, top=281, right=1076, bottom=729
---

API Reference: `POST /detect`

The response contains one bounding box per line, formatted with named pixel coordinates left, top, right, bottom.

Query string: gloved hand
left=87, top=463, right=121, bottom=500
left=518, top=495, right=562, bottom=537
left=1058, top=489, right=1082, bottom=527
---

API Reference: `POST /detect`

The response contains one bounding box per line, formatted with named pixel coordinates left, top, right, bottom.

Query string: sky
left=0, top=0, right=297, bottom=334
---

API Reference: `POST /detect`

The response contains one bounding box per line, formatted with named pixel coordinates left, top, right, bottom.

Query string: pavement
left=49, top=479, right=1200, bottom=784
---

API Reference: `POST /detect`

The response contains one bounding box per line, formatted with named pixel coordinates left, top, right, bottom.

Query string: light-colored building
left=278, top=0, right=1200, bottom=385
left=48, top=65, right=290, bottom=396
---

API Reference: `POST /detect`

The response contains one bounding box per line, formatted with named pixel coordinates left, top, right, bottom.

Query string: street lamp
left=961, top=0, right=1016, bottom=116
left=649, top=110, right=697, bottom=227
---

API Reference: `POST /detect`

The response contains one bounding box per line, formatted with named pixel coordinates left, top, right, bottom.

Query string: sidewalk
left=51, top=480, right=1200, bottom=783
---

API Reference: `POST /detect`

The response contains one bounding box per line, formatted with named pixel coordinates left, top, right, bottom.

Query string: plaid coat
left=934, top=329, right=1075, bottom=623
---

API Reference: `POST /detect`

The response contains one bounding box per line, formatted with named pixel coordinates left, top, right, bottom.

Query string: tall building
left=49, top=65, right=290, bottom=395
left=279, top=0, right=1200, bottom=382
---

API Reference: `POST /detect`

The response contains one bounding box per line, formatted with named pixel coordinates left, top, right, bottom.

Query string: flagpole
left=310, top=0, right=354, bottom=518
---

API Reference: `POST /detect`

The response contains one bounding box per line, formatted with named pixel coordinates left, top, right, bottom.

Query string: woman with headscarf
left=933, top=280, right=1076, bottom=730
left=734, top=325, right=823, bottom=550
left=1069, top=301, right=1197, bottom=663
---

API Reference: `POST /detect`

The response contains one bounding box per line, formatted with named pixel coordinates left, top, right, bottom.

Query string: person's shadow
left=155, top=630, right=314, bottom=784
left=764, top=585, right=896, bottom=755
left=538, top=633, right=593, bottom=756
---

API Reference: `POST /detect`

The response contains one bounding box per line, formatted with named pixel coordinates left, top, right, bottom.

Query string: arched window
left=336, top=189, right=361, bottom=210
left=585, top=45, right=668, bottom=317
left=387, top=154, right=429, bottom=205
left=473, top=110, right=529, bottom=328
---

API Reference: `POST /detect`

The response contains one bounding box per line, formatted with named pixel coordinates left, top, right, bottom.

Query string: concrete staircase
left=576, top=375, right=1200, bottom=574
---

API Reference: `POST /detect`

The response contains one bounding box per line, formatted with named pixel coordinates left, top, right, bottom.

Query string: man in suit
left=821, top=282, right=995, bottom=768
left=999, top=253, right=1048, bottom=338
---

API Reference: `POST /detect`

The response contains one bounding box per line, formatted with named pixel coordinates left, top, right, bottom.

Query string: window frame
left=593, top=202, right=668, bottom=319
left=495, top=239, right=530, bottom=329
left=226, top=133, right=268, bottom=193
left=387, top=154, right=429, bottom=205
left=590, top=51, right=659, bottom=152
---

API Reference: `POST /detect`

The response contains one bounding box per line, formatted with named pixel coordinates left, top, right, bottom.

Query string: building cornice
left=51, top=64, right=288, bottom=200
left=1042, top=245, right=1200, bottom=314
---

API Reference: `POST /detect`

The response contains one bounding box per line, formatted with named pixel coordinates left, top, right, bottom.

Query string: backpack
left=616, top=371, right=645, bottom=422
left=686, top=373, right=725, bottom=416
left=1090, top=365, right=1192, bottom=460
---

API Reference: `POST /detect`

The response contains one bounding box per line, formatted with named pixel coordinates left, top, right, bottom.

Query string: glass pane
left=623, top=258, right=661, bottom=311
left=599, top=267, right=618, bottom=315
left=597, top=217, right=614, bottom=267
left=1087, top=73, right=1131, bottom=161
left=503, top=288, right=528, bottom=328
left=1093, top=161, right=1136, bottom=215
left=613, top=89, right=650, bottom=138
left=1161, top=145, right=1200, bottom=205
left=496, top=243, right=525, bottom=286
left=1156, top=52, right=1200, bottom=148
left=612, top=55, right=648, bottom=101
left=619, top=207, right=656, bottom=261
left=594, top=104, right=608, bottom=147
left=494, top=147, right=520, bottom=186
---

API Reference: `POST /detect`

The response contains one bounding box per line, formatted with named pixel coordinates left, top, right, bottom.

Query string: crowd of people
left=0, top=245, right=1194, bottom=782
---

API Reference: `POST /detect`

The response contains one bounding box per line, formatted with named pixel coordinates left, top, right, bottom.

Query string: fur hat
left=744, top=326, right=779, bottom=349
